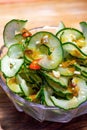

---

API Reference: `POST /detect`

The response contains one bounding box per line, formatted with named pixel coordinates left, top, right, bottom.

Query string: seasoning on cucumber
left=1, top=19, right=87, bottom=110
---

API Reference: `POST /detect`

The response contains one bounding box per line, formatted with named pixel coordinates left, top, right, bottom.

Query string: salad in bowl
left=0, top=19, right=87, bottom=122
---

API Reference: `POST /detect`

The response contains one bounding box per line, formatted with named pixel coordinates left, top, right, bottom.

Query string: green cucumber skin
left=7, top=43, right=24, bottom=59
left=63, top=42, right=87, bottom=59
left=1, top=55, right=24, bottom=78
left=46, top=79, right=72, bottom=98
left=6, top=78, right=23, bottom=94
left=51, top=77, right=87, bottom=110
left=25, top=31, right=64, bottom=70
left=58, top=67, right=74, bottom=77
left=42, top=70, right=68, bottom=88
left=74, top=63, right=87, bottom=74
left=50, top=96, right=87, bottom=110
left=80, top=21, right=87, bottom=41
left=43, top=87, right=54, bottom=106
left=2, top=65, right=23, bottom=78
left=56, top=21, right=65, bottom=32
left=56, top=27, right=83, bottom=38
left=47, top=76, right=68, bottom=88
left=3, top=19, right=27, bottom=48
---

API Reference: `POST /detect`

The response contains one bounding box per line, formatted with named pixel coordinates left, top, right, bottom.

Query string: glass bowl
left=0, top=26, right=87, bottom=123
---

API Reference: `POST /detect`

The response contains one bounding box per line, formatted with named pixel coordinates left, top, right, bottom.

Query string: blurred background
left=0, top=0, right=87, bottom=47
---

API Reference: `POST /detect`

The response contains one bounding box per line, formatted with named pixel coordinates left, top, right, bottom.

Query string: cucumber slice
left=56, top=28, right=85, bottom=47
left=21, top=67, right=42, bottom=86
left=51, top=77, right=87, bottom=110
left=27, top=87, right=43, bottom=103
left=43, top=87, right=54, bottom=106
left=58, top=67, right=75, bottom=76
left=46, top=78, right=72, bottom=99
left=80, top=21, right=87, bottom=42
left=7, top=77, right=22, bottom=94
left=74, top=63, right=87, bottom=74
left=42, top=71, right=69, bottom=87
left=7, top=44, right=24, bottom=59
left=15, top=34, right=25, bottom=44
left=3, top=19, right=27, bottom=47
left=16, top=75, right=29, bottom=96
left=74, top=63, right=87, bottom=78
left=81, top=72, right=87, bottom=78
left=25, top=31, right=63, bottom=70
left=1, top=55, right=24, bottom=77
left=63, top=42, right=87, bottom=59
left=56, top=21, right=65, bottom=32
left=46, top=78, right=66, bottom=91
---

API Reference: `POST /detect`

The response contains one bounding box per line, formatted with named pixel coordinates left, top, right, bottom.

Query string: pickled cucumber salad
left=1, top=19, right=87, bottom=110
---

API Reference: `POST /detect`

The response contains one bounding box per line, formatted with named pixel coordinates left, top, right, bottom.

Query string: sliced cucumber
left=58, top=67, right=75, bottom=76
left=56, top=28, right=85, bottom=47
left=74, top=63, right=87, bottom=74
left=15, top=34, right=25, bottom=44
left=1, top=20, right=87, bottom=110
left=16, top=75, right=30, bottom=96
left=56, top=21, right=65, bottom=32
left=7, top=43, right=24, bottom=59
left=63, top=42, right=87, bottom=59
left=80, top=21, right=87, bottom=42
left=3, top=19, right=27, bottom=47
left=46, top=78, right=67, bottom=91
left=46, top=78, right=72, bottom=99
left=21, top=67, right=43, bottom=86
left=27, top=87, right=43, bottom=103
left=42, top=70, right=69, bottom=87
left=43, top=86, right=54, bottom=106
left=1, top=55, right=24, bottom=77
left=74, top=63, right=87, bottom=78
left=51, top=77, right=87, bottom=110
left=25, top=31, right=63, bottom=70
left=81, top=72, right=87, bottom=78
left=35, top=87, right=43, bottom=99
left=7, top=77, right=22, bottom=94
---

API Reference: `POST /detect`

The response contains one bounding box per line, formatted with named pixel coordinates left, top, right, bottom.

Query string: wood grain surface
left=0, top=0, right=87, bottom=130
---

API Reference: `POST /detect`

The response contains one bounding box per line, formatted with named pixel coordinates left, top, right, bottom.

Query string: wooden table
left=0, top=0, right=87, bottom=129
